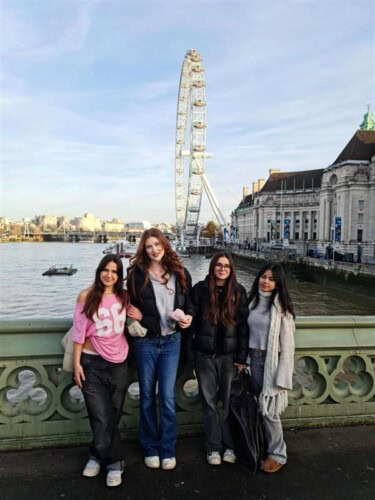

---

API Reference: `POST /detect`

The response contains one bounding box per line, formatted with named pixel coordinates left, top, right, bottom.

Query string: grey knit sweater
left=247, top=290, right=272, bottom=350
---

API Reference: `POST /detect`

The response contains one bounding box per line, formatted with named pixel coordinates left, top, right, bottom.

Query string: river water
left=0, top=242, right=374, bottom=319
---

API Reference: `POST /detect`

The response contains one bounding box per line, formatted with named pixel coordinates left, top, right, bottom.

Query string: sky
left=1, top=0, right=374, bottom=224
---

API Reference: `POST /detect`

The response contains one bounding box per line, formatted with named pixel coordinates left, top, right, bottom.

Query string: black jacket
left=128, top=265, right=194, bottom=338
left=188, top=276, right=249, bottom=364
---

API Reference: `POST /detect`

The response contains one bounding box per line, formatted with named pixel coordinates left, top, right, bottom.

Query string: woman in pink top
left=73, top=254, right=129, bottom=488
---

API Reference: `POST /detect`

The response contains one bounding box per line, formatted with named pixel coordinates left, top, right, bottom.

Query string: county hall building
left=231, top=109, right=375, bottom=262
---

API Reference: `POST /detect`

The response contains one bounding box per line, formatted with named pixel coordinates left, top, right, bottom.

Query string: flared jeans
left=134, top=332, right=181, bottom=459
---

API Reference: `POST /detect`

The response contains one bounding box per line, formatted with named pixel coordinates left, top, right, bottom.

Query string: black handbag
left=229, top=368, right=265, bottom=474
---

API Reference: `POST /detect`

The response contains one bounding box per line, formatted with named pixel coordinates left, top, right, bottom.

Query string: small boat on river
left=42, top=265, right=77, bottom=276
left=103, top=242, right=135, bottom=259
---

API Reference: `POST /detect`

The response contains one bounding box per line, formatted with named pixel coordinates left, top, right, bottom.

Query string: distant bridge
left=37, top=231, right=126, bottom=242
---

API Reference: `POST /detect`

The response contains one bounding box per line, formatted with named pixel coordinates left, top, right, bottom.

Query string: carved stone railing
left=0, top=316, right=374, bottom=450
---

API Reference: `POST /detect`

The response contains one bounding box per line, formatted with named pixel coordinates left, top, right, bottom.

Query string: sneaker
left=144, top=456, right=160, bottom=469
left=207, top=451, right=221, bottom=465
left=82, top=459, right=101, bottom=477
left=162, top=457, right=176, bottom=470
left=223, top=449, right=237, bottom=464
left=106, top=469, right=123, bottom=487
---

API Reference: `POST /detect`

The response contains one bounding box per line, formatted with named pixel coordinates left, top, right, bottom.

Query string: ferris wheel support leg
left=202, top=174, right=227, bottom=227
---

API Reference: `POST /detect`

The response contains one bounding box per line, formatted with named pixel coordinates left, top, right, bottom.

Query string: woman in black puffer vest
left=188, top=252, right=249, bottom=466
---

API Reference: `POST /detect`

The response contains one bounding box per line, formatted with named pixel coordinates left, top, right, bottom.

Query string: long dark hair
left=206, top=252, right=240, bottom=327
left=83, top=254, right=129, bottom=320
left=248, top=263, right=295, bottom=317
left=127, top=228, right=187, bottom=299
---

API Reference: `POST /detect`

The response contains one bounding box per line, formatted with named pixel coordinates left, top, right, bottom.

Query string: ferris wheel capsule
left=191, top=65, right=204, bottom=73
left=193, top=80, right=205, bottom=88
left=194, top=99, right=206, bottom=107
left=193, top=121, right=206, bottom=129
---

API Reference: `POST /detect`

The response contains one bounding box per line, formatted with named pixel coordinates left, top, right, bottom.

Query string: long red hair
left=127, top=228, right=187, bottom=299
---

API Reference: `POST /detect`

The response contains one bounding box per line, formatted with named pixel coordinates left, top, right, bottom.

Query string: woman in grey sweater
left=247, top=263, right=295, bottom=473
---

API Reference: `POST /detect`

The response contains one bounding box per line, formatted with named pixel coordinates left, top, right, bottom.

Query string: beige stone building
left=232, top=110, right=375, bottom=261
left=102, top=218, right=125, bottom=232
left=34, top=215, right=58, bottom=231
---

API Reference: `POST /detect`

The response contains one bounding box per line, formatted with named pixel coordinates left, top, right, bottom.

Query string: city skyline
left=1, top=0, right=374, bottom=223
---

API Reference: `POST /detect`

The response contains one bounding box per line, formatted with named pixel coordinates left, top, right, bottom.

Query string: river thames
left=0, top=242, right=374, bottom=319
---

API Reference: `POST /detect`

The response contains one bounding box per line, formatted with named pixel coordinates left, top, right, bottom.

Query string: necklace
left=150, top=267, right=164, bottom=277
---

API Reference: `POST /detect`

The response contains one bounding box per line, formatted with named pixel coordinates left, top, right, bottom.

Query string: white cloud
left=1, top=0, right=98, bottom=62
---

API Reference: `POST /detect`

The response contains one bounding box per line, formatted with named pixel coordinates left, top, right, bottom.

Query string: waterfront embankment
left=231, top=249, right=375, bottom=288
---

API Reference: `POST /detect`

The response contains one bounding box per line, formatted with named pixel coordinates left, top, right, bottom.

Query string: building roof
left=333, top=130, right=375, bottom=165
left=260, top=169, right=324, bottom=193
left=235, top=193, right=254, bottom=210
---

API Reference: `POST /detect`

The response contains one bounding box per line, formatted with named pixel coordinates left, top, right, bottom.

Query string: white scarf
left=250, top=292, right=289, bottom=418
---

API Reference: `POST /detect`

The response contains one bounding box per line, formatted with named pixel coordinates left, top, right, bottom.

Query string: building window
left=304, top=232, right=308, bottom=240
left=358, top=213, right=364, bottom=223
left=313, top=232, right=316, bottom=240
left=358, top=200, right=364, bottom=210
left=294, top=232, right=299, bottom=240
left=357, top=229, right=363, bottom=242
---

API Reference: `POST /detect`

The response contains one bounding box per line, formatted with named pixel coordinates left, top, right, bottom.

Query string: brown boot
left=262, top=457, right=285, bottom=473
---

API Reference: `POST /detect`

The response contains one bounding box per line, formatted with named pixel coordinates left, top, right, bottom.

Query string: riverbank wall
left=0, top=316, right=374, bottom=451
left=231, top=249, right=375, bottom=288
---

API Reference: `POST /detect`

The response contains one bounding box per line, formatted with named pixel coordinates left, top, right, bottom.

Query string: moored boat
left=42, top=265, right=77, bottom=276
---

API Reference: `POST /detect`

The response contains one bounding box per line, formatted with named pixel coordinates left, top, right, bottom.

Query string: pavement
left=1, top=426, right=374, bottom=500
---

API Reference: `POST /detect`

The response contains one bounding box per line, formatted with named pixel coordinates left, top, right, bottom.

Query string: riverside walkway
left=2, top=425, right=374, bottom=500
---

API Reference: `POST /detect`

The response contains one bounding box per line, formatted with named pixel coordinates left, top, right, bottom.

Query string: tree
left=201, top=220, right=218, bottom=238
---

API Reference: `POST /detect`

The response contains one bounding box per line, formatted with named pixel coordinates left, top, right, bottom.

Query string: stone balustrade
left=0, top=316, right=374, bottom=450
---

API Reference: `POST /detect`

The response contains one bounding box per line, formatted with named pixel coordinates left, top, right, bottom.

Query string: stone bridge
left=0, top=316, right=374, bottom=450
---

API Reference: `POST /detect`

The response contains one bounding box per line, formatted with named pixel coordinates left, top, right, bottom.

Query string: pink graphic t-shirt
left=72, top=294, right=128, bottom=363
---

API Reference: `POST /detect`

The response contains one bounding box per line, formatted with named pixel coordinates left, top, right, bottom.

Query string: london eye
left=174, top=49, right=227, bottom=245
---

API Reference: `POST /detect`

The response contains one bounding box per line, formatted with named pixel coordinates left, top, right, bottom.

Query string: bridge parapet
left=0, top=316, right=374, bottom=450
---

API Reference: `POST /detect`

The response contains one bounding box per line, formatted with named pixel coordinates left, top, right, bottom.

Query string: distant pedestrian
left=126, top=228, right=193, bottom=470
left=188, top=252, right=249, bottom=466
left=357, top=244, right=362, bottom=263
left=72, top=254, right=129, bottom=487
left=247, top=263, right=295, bottom=473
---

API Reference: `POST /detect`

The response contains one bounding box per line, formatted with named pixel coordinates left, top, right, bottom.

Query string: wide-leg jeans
left=249, top=349, right=287, bottom=464
left=80, top=353, right=128, bottom=469
left=195, top=352, right=236, bottom=454
left=133, top=332, right=181, bottom=459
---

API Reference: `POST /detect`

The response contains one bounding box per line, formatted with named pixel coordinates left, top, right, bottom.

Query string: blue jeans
left=133, top=332, right=181, bottom=459
left=250, top=349, right=287, bottom=464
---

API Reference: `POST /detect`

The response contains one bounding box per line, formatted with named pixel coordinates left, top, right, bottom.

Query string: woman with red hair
left=127, top=228, right=194, bottom=470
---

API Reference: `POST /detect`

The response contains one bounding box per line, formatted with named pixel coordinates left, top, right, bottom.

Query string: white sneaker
left=82, top=459, right=101, bottom=477
left=223, top=449, right=237, bottom=464
left=106, top=469, right=123, bottom=487
left=207, top=451, right=221, bottom=465
left=162, top=457, right=176, bottom=470
left=144, top=456, right=160, bottom=468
